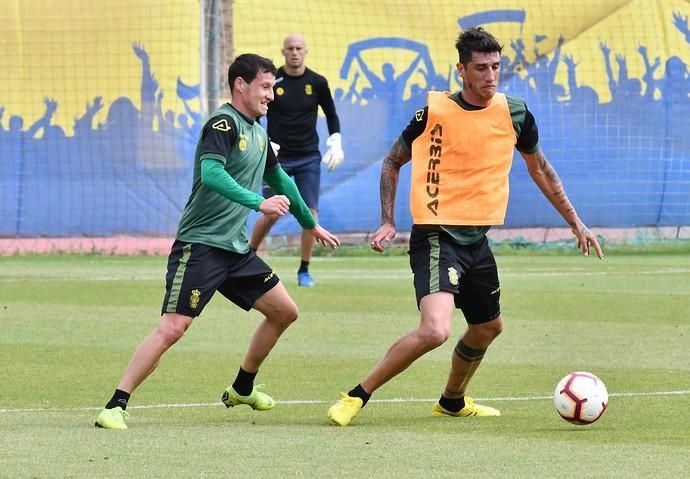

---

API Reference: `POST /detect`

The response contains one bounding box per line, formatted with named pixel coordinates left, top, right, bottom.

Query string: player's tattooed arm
left=521, top=148, right=578, bottom=227
left=380, top=140, right=412, bottom=225
left=521, top=148, right=603, bottom=259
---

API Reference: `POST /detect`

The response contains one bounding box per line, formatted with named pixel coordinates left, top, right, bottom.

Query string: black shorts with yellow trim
left=161, top=240, right=280, bottom=317
left=408, top=226, right=501, bottom=324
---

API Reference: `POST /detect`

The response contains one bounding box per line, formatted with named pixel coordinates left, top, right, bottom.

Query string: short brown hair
left=455, top=27, right=503, bottom=66
left=227, top=54, right=277, bottom=93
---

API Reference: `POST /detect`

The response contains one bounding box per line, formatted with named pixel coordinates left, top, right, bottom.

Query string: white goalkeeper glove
left=322, top=133, right=344, bottom=172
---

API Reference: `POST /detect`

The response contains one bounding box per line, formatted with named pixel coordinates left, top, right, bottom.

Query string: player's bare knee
left=281, top=306, right=298, bottom=326
left=270, top=302, right=298, bottom=327
left=157, top=314, right=189, bottom=347
left=487, top=315, right=504, bottom=338
left=418, top=325, right=450, bottom=348
left=471, top=316, right=503, bottom=343
left=286, top=303, right=299, bottom=324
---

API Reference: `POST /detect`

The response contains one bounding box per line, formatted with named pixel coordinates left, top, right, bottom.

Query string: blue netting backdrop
left=1, top=1, right=689, bottom=239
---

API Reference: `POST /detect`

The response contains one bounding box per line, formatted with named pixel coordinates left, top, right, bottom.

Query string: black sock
left=348, top=384, right=372, bottom=407
left=438, top=395, right=465, bottom=413
left=298, top=260, right=309, bottom=273
left=105, top=389, right=131, bottom=410
left=232, top=367, right=257, bottom=396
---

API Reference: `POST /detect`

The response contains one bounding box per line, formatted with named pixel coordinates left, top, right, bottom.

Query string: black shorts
left=408, top=226, right=501, bottom=324
left=161, top=240, right=280, bottom=317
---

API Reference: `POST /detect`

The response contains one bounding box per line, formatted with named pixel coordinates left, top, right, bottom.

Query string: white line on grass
left=3, top=268, right=690, bottom=283
left=1, top=389, right=688, bottom=414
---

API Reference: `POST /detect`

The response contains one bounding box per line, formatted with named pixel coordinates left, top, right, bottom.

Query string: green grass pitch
left=1, top=253, right=689, bottom=478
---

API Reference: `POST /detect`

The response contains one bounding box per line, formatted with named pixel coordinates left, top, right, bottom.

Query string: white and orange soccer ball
left=554, top=371, right=608, bottom=425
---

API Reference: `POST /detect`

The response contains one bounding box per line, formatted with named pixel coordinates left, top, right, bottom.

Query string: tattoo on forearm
left=379, top=142, right=409, bottom=224
left=539, top=152, right=559, bottom=184
left=537, top=150, right=577, bottom=223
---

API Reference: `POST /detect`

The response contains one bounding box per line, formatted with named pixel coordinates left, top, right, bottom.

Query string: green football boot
left=221, top=385, right=275, bottom=411
left=95, top=407, right=129, bottom=429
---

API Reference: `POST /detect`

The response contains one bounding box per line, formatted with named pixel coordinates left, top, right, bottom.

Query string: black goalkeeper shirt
left=266, top=66, right=340, bottom=157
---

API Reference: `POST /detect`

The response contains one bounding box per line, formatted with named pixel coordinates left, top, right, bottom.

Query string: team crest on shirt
left=414, top=109, right=424, bottom=122
left=276, top=86, right=284, bottom=96
left=448, top=267, right=459, bottom=286
left=189, top=289, right=201, bottom=309
left=238, top=134, right=248, bottom=151
left=212, top=118, right=231, bottom=131
left=305, top=84, right=312, bottom=95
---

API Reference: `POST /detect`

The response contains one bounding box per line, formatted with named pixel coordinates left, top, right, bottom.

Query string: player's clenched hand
left=309, top=225, right=340, bottom=249
left=370, top=223, right=396, bottom=253
left=259, top=195, right=290, bottom=216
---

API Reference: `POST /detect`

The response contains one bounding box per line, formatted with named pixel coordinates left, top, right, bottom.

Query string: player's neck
left=228, top=101, right=256, bottom=122
left=460, top=90, right=492, bottom=108
left=283, top=64, right=306, bottom=76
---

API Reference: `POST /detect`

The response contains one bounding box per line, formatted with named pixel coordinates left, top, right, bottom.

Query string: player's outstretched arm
left=520, top=148, right=604, bottom=259
left=370, top=140, right=411, bottom=252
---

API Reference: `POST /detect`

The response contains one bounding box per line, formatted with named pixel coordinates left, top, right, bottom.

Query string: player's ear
left=456, top=62, right=465, bottom=79
left=234, top=77, right=245, bottom=94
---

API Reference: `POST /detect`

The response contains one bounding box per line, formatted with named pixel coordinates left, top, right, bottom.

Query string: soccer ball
left=554, top=371, right=608, bottom=425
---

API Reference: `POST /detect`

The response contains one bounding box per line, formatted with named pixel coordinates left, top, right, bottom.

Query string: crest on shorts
left=189, top=289, right=201, bottom=309
left=448, top=267, right=459, bottom=286
left=276, top=86, right=284, bottom=96
left=238, top=135, right=248, bottom=151
left=212, top=118, right=231, bottom=131
left=305, top=84, right=312, bottom=95
left=415, top=109, right=424, bottom=122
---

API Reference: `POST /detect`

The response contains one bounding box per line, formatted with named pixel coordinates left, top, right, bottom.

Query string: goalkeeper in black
left=250, top=33, right=343, bottom=287
left=95, top=53, right=339, bottom=429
